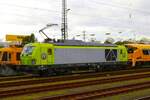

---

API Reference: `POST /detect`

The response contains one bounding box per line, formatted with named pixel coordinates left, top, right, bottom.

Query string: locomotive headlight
left=31, top=59, right=36, bottom=65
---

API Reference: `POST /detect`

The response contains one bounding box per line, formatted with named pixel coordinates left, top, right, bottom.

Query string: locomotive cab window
left=125, top=45, right=137, bottom=54
left=127, top=48, right=137, bottom=53
left=143, top=50, right=149, bottom=55
left=48, top=49, right=52, bottom=55
left=22, top=46, right=35, bottom=55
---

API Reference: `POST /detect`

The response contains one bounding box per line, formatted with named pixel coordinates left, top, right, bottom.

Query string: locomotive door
left=47, top=48, right=53, bottom=64
left=119, top=49, right=124, bottom=61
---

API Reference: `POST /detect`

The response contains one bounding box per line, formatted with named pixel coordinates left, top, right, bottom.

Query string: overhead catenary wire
left=0, top=0, right=149, bottom=37
left=67, top=0, right=150, bottom=27
left=0, top=2, right=61, bottom=19
left=0, top=2, right=60, bottom=13
left=0, top=0, right=149, bottom=20
left=88, top=0, right=150, bottom=15
left=0, top=0, right=148, bottom=22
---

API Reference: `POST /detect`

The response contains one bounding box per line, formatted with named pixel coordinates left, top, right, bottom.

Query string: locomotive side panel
left=54, top=48, right=106, bottom=64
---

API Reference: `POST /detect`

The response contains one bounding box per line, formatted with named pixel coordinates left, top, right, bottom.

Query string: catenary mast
left=61, top=0, right=68, bottom=40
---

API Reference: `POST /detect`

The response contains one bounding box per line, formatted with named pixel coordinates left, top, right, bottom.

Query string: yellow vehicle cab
left=125, top=44, right=150, bottom=67
left=0, top=45, right=22, bottom=65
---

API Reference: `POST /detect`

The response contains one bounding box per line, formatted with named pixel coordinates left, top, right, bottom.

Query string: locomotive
left=20, top=40, right=128, bottom=75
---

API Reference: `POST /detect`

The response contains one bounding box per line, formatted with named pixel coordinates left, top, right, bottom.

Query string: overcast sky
left=0, top=0, right=150, bottom=42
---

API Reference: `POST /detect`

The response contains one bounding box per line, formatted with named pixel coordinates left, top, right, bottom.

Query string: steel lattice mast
left=61, top=0, right=68, bottom=40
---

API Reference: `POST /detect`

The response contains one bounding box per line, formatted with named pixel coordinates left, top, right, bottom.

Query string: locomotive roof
left=125, top=44, right=150, bottom=48
left=49, top=40, right=117, bottom=47
left=0, top=46, right=22, bottom=52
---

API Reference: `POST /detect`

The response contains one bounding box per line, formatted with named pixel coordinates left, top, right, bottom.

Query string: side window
left=143, top=50, right=149, bottom=55
left=48, top=49, right=52, bottom=55
left=0, top=51, right=1, bottom=57
left=16, top=52, right=21, bottom=61
left=2, top=52, right=11, bottom=61
left=9, top=53, right=11, bottom=61
left=2, top=52, right=7, bottom=61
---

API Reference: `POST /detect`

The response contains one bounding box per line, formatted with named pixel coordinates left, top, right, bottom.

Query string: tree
left=104, top=37, right=114, bottom=44
left=115, top=40, right=134, bottom=45
left=21, top=33, right=37, bottom=46
left=138, top=37, right=150, bottom=43
left=30, top=33, right=36, bottom=43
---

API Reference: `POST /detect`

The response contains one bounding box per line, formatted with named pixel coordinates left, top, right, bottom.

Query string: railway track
left=136, top=96, right=150, bottom=100
left=0, top=74, right=33, bottom=82
left=0, top=68, right=150, bottom=88
left=39, top=81, right=150, bottom=100
left=0, top=68, right=150, bottom=98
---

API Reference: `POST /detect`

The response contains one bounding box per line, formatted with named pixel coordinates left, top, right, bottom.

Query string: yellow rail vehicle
left=0, top=46, right=22, bottom=65
left=125, top=44, right=150, bottom=67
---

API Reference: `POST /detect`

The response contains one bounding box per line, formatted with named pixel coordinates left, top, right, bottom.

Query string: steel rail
left=0, top=70, right=150, bottom=98
left=39, top=81, right=150, bottom=100
left=135, top=96, right=150, bottom=100
left=0, top=75, right=33, bottom=82
left=0, top=68, right=150, bottom=88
